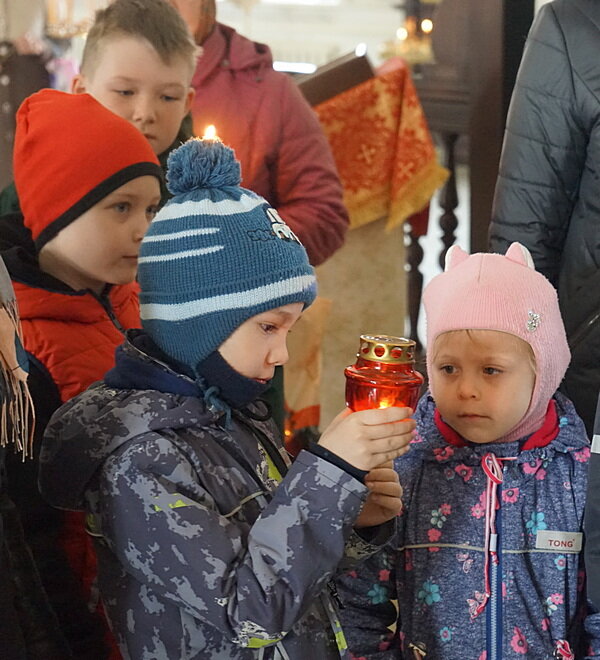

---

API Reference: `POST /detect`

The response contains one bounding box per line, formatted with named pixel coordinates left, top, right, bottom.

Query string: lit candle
left=202, top=124, right=221, bottom=141
left=345, top=335, right=424, bottom=412
left=421, top=19, right=433, bottom=35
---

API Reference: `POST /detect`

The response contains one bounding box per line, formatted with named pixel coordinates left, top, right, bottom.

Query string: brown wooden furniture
left=410, top=0, right=534, bottom=256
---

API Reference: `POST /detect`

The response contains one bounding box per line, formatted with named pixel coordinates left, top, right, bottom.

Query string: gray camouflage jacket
left=39, top=338, right=387, bottom=659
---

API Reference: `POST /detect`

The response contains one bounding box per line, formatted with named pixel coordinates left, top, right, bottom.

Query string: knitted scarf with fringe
left=0, top=258, right=33, bottom=458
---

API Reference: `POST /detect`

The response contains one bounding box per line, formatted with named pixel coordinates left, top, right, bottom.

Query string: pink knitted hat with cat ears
left=423, top=242, right=571, bottom=442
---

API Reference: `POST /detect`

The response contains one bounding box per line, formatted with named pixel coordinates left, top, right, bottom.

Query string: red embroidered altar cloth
left=314, top=60, right=448, bottom=236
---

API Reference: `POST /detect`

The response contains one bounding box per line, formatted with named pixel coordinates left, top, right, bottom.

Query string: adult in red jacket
left=169, top=0, right=349, bottom=267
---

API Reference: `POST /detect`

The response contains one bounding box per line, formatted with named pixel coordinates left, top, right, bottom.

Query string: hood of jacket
left=40, top=340, right=220, bottom=512
left=39, top=334, right=272, bottom=511
left=192, top=22, right=273, bottom=88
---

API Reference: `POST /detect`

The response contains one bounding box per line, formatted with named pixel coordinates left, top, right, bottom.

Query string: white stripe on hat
left=138, top=246, right=223, bottom=263
left=140, top=274, right=316, bottom=321
left=142, top=228, right=219, bottom=242
left=153, top=193, right=265, bottom=222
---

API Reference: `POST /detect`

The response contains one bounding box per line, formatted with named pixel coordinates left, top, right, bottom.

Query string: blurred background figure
left=490, top=0, right=600, bottom=436
left=167, top=0, right=349, bottom=268
left=0, top=1, right=71, bottom=189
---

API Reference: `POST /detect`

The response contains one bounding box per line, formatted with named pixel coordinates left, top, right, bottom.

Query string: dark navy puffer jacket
left=39, top=339, right=392, bottom=660
left=336, top=392, right=600, bottom=659
left=489, top=0, right=600, bottom=436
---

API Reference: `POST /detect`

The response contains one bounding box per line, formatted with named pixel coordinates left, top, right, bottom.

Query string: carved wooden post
left=405, top=217, right=425, bottom=354
left=438, top=131, right=459, bottom=270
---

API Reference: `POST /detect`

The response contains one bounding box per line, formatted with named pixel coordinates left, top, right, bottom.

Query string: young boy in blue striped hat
left=38, top=137, right=415, bottom=659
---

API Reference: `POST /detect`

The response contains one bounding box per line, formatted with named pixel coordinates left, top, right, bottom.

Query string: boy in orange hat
left=1, top=88, right=162, bottom=658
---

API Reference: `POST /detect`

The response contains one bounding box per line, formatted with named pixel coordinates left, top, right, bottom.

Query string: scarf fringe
left=0, top=299, right=35, bottom=459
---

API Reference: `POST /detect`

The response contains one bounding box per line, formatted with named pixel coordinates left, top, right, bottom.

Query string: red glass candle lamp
left=345, top=335, right=424, bottom=412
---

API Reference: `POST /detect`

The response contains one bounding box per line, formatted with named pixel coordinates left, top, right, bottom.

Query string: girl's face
left=429, top=329, right=536, bottom=444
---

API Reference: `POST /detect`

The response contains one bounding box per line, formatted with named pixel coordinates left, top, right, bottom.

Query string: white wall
left=217, top=0, right=401, bottom=68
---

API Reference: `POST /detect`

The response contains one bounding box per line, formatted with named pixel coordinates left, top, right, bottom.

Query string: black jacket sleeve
left=489, top=2, right=590, bottom=285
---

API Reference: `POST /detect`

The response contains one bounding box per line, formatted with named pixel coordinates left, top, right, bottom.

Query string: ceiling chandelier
left=45, top=0, right=108, bottom=39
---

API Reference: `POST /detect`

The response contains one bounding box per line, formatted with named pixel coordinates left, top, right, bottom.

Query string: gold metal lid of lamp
left=357, top=335, right=416, bottom=364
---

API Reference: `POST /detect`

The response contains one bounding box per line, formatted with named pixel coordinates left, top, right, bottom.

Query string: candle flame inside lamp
left=345, top=335, right=424, bottom=412
left=202, top=124, right=220, bottom=141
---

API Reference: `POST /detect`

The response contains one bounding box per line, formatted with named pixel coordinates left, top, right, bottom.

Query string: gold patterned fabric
left=315, top=61, right=448, bottom=235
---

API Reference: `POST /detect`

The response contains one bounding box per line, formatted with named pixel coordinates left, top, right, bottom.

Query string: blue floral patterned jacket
left=336, top=391, right=600, bottom=659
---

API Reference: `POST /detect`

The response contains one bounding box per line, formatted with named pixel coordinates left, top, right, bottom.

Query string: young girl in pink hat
left=337, top=242, right=600, bottom=659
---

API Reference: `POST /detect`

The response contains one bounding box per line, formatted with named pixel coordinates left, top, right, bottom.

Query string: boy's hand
left=319, top=407, right=415, bottom=471
left=355, top=462, right=403, bottom=528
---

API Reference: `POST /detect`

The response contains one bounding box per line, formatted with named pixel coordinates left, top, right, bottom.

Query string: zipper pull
left=408, top=641, right=427, bottom=657
left=327, top=580, right=345, bottom=609
left=553, top=640, right=574, bottom=659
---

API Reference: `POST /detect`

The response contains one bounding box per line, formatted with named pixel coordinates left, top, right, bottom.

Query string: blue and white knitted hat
left=138, top=137, right=317, bottom=373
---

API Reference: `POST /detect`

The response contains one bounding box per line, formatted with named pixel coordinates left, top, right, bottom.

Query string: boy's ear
left=184, top=87, right=195, bottom=114
left=70, top=74, right=88, bottom=95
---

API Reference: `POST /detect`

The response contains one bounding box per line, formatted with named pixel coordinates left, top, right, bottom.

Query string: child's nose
left=132, top=97, right=157, bottom=124
left=268, top=339, right=289, bottom=367
left=132, top=214, right=150, bottom=243
left=457, top=376, right=479, bottom=399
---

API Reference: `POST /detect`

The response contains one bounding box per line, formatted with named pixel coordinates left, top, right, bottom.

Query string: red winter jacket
left=16, top=279, right=139, bottom=404
left=190, top=23, right=349, bottom=266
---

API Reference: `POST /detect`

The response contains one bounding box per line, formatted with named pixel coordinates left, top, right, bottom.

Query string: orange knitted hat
left=13, top=89, right=162, bottom=251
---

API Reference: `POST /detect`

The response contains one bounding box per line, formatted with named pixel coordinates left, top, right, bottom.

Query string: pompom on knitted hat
left=13, top=89, right=162, bottom=252
left=423, top=242, right=571, bottom=442
left=137, top=137, right=316, bottom=375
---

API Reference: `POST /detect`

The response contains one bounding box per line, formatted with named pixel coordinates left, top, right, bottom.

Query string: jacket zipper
left=234, top=414, right=346, bottom=656
left=233, top=413, right=289, bottom=483
left=90, top=286, right=126, bottom=335
left=237, top=414, right=289, bottom=478
left=488, top=476, right=503, bottom=660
